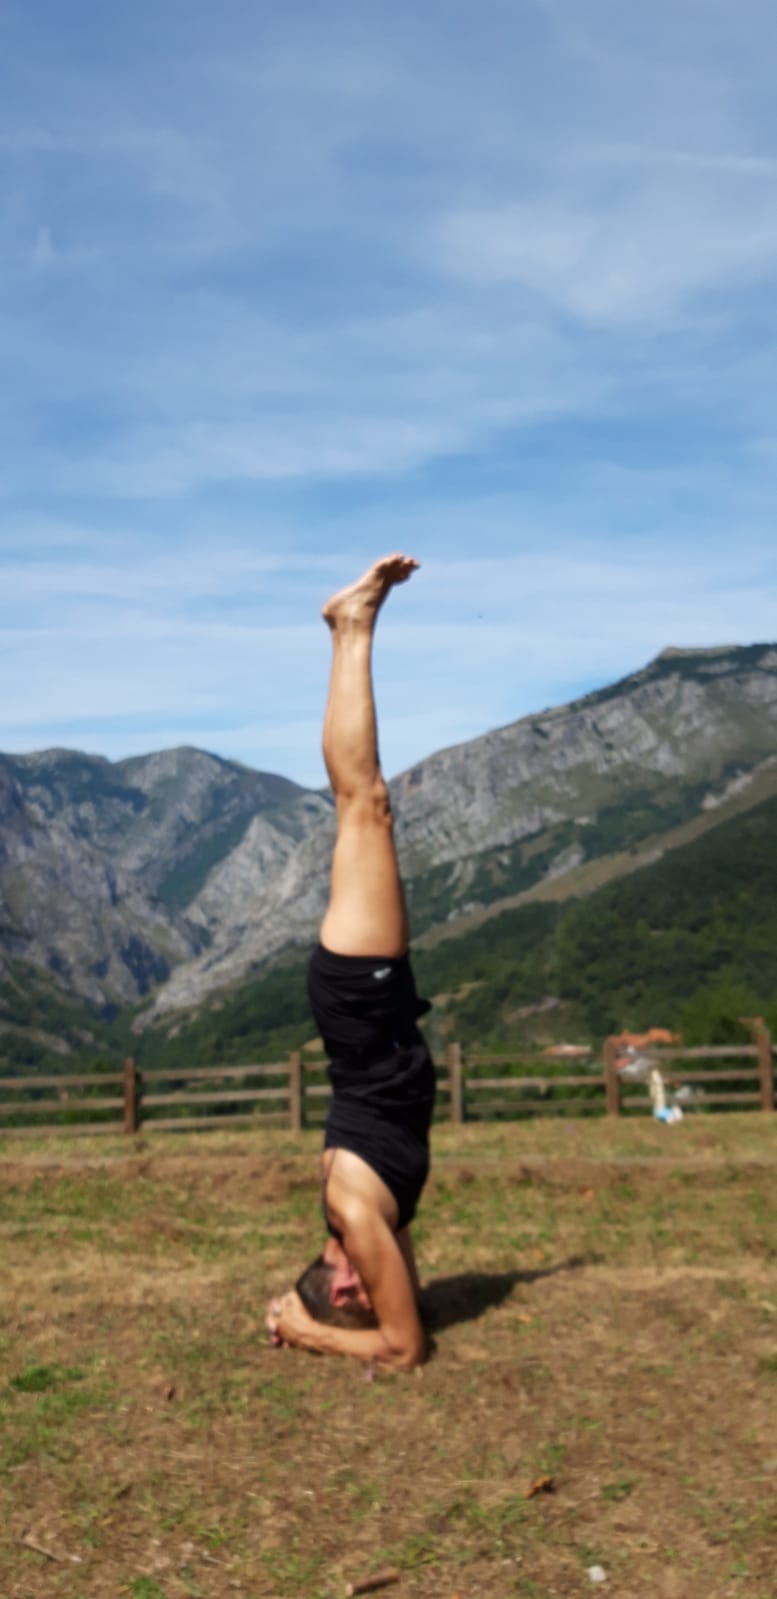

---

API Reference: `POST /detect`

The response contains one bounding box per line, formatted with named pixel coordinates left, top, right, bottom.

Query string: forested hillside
left=7, top=788, right=774, bottom=1079
left=414, top=789, right=777, bottom=1048
left=139, top=787, right=777, bottom=1062
left=3, top=644, right=777, bottom=1025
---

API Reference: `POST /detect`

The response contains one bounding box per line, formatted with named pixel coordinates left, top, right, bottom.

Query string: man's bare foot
left=322, top=555, right=419, bottom=630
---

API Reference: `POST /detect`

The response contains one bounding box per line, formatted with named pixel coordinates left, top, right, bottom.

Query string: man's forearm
left=271, top=1291, right=425, bottom=1369
left=293, top=1316, right=423, bottom=1368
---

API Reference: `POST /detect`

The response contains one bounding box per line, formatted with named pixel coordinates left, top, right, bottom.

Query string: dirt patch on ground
left=1, top=1119, right=776, bottom=1598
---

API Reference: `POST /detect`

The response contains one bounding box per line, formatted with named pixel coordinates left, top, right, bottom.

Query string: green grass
left=1, top=1118, right=776, bottom=1598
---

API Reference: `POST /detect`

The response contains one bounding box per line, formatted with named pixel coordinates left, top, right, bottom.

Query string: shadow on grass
left=420, top=1255, right=590, bottom=1332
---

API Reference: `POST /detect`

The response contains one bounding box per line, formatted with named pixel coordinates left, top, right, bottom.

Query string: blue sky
left=2, top=0, right=776, bottom=787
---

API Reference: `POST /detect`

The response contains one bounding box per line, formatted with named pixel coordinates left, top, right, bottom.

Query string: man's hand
left=266, top=1294, right=290, bottom=1347
left=267, top=1289, right=319, bottom=1351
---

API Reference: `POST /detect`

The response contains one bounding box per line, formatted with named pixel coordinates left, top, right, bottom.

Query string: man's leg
left=313, top=556, right=424, bottom=1350
left=319, top=554, right=418, bottom=959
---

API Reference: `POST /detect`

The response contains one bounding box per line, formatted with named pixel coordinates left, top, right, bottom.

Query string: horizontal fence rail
left=601, top=1032, right=774, bottom=1119
left=0, top=1031, right=773, bottom=1137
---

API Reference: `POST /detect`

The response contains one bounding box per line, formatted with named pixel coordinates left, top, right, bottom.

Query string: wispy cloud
left=436, top=162, right=777, bottom=324
left=1, top=0, right=776, bottom=781
left=3, top=525, right=775, bottom=783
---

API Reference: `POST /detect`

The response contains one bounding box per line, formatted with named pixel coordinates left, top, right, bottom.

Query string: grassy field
left=1, top=1117, right=776, bottom=1599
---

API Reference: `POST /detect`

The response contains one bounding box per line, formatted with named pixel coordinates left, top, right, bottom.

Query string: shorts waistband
left=313, top=943, right=410, bottom=975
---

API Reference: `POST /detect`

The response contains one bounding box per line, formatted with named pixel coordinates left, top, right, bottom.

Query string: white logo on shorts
left=373, top=967, right=391, bottom=981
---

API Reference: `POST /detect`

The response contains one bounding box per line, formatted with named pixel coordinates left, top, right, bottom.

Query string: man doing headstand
left=266, top=555, right=435, bottom=1370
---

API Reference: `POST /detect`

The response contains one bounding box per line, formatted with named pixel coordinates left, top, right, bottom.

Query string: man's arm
left=339, top=1202, right=425, bottom=1365
left=396, top=1226, right=421, bottom=1301
left=268, top=1284, right=423, bottom=1369
left=273, top=1183, right=428, bottom=1368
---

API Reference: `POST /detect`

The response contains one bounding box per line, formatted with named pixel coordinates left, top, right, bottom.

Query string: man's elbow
left=383, top=1330, right=427, bottom=1371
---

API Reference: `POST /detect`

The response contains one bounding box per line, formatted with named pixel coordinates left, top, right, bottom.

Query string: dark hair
left=295, top=1255, right=377, bottom=1329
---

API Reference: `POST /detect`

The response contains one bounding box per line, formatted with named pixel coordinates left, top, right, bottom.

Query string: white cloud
left=1, top=4, right=775, bottom=513
left=1, top=1, right=776, bottom=779
left=436, top=163, right=777, bottom=325
left=2, top=527, right=774, bottom=780
left=30, top=222, right=55, bottom=268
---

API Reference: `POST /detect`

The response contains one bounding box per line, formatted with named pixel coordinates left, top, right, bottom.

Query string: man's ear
left=329, top=1259, right=361, bottom=1306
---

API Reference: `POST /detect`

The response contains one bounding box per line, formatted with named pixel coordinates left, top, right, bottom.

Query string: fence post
left=288, top=1051, right=302, bottom=1132
left=447, top=1042, right=463, bottom=1125
left=756, top=1025, right=774, bottom=1113
left=123, top=1057, right=139, bottom=1135
left=602, top=1038, right=621, bottom=1117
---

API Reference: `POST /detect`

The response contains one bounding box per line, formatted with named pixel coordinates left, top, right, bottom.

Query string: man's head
left=295, top=1236, right=377, bottom=1328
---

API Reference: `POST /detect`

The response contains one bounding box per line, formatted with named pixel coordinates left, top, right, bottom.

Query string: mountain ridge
left=1, top=641, right=776, bottom=1027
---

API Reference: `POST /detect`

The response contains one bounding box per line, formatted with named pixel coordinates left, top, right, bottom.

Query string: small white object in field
left=587, top=1566, right=607, bottom=1584
left=616, top=1046, right=655, bottom=1080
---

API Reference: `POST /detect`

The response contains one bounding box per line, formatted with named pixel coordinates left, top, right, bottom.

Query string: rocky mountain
left=0, top=746, right=329, bottom=1007
left=146, top=641, right=777, bottom=1017
left=1, top=642, right=776, bottom=1031
left=394, top=642, right=777, bottom=932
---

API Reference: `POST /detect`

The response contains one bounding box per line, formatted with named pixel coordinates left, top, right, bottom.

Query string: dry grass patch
left=1, top=1118, right=776, bottom=1597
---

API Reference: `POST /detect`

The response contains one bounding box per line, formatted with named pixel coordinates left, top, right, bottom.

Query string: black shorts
left=307, top=944, right=436, bottom=1232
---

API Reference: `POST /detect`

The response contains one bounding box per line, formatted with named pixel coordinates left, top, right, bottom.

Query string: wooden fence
left=0, top=1031, right=773, bottom=1138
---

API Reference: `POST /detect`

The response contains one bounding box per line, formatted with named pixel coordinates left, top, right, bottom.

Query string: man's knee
left=337, top=775, right=393, bottom=827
